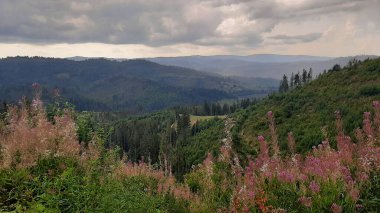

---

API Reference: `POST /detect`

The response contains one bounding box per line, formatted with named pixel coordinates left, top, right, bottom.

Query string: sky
left=0, top=0, right=379, bottom=58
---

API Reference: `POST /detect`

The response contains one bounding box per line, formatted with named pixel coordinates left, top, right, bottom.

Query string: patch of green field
left=190, top=115, right=227, bottom=125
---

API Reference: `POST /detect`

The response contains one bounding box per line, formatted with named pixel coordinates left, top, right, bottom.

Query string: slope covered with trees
left=1, top=80, right=379, bottom=212
left=0, top=57, right=275, bottom=112
left=232, top=57, right=380, bottom=157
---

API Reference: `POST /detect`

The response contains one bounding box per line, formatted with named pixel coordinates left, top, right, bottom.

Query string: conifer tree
left=307, top=68, right=313, bottom=82
left=279, top=74, right=289, bottom=92
left=302, top=69, right=308, bottom=84
left=294, top=72, right=301, bottom=87
left=290, top=72, right=294, bottom=89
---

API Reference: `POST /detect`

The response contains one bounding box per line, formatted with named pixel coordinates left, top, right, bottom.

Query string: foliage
left=185, top=102, right=380, bottom=212
left=0, top=94, right=196, bottom=212
left=234, top=57, right=380, bottom=154
left=0, top=57, right=273, bottom=112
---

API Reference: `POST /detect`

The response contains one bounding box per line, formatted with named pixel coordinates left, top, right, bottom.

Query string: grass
left=190, top=115, right=227, bottom=125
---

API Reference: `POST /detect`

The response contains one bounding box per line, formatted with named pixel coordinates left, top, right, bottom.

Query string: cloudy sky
left=0, top=0, right=379, bottom=58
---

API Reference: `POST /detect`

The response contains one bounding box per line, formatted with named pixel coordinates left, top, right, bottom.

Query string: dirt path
left=223, top=117, right=235, bottom=146
left=220, top=117, right=237, bottom=158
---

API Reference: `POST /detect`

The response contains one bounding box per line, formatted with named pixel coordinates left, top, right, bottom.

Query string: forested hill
left=0, top=57, right=277, bottom=112
left=232, top=57, right=380, bottom=156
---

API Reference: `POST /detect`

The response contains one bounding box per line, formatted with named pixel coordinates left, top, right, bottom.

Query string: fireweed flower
left=363, top=112, right=373, bottom=137
left=331, top=203, right=342, bottom=213
left=309, top=180, right=320, bottom=193
left=373, top=101, right=380, bottom=109
left=257, top=135, right=265, bottom=142
left=267, top=111, right=273, bottom=118
left=298, top=196, right=312, bottom=208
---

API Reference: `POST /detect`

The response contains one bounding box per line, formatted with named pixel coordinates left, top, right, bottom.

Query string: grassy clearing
left=190, top=115, right=227, bottom=125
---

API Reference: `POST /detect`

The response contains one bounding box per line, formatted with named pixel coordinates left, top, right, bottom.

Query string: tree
left=307, top=68, right=313, bottom=82
left=302, top=69, right=308, bottom=85
left=222, top=103, right=229, bottom=114
left=294, top=72, right=301, bottom=87
left=279, top=75, right=289, bottom=93
left=203, top=101, right=210, bottom=115
left=332, top=64, right=341, bottom=72
left=290, top=73, right=294, bottom=89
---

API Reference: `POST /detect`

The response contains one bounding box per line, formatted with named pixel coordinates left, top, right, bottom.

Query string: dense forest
left=0, top=57, right=277, bottom=112
left=1, top=57, right=380, bottom=212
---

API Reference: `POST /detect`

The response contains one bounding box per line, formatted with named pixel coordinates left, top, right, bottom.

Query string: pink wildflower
left=331, top=203, right=342, bottom=213
left=373, top=101, right=380, bottom=109
left=349, top=188, right=360, bottom=201
left=32, top=82, right=41, bottom=90
left=257, top=135, right=269, bottom=163
left=298, top=196, right=312, bottom=208
left=267, top=111, right=273, bottom=118
left=309, top=180, right=320, bottom=193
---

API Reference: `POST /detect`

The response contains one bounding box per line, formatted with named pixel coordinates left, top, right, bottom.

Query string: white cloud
left=0, top=0, right=379, bottom=57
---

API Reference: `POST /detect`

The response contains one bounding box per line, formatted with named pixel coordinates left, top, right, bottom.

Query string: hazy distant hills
left=3, top=54, right=375, bottom=112
left=67, top=54, right=379, bottom=79
left=0, top=57, right=277, bottom=112
left=147, top=54, right=378, bottom=79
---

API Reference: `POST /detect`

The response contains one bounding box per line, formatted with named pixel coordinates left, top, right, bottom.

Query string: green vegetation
left=233, top=57, right=380, bottom=156
left=1, top=57, right=380, bottom=212
left=190, top=115, right=226, bottom=125
left=0, top=57, right=274, bottom=112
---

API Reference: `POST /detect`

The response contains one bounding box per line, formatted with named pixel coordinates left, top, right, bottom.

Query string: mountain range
left=68, top=54, right=378, bottom=79
left=0, top=57, right=276, bottom=112
left=147, top=54, right=378, bottom=79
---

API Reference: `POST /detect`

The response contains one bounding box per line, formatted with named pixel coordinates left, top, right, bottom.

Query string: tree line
left=173, top=98, right=258, bottom=116
left=279, top=68, right=313, bottom=93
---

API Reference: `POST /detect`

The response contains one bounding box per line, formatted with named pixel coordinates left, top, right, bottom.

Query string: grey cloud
left=0, top=0, right=379, bottom=47
left=268, top=33, right=323, bottom=44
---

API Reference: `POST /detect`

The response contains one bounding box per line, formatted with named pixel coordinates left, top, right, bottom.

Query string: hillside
left=232, top=57, right=380, bottom=156
left=148, top=54, right=377, bottom=79
left=0, top=57, right=276, bottom=112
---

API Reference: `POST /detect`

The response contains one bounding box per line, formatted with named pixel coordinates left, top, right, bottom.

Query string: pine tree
left=307, top=68, right=313, bottom=82
left=332, top=64, right=341, bottom=72
left=302, top=69, right=308, bottom=85
left=222, top=103, right=229, bottom=114
left=203, top=101, right=210, bottom=115
left=290, top=72, right=294, bottom=89
left=279, top=74, right=289, bottom=93
left=294, top=72, right=301, bottom=87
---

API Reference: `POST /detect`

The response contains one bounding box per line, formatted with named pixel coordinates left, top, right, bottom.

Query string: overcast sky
left=0, top=0, right=379, bottom=58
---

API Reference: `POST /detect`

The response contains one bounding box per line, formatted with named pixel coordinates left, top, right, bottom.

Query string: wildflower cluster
left=0, top=86, right=81, bottom=169
left=187, top=101, right=380, bottom=212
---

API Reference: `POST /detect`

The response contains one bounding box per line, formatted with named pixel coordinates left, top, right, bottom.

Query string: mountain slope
left=232, top=57, right=380, bottom=156
left=0, top=57, right=274, bottom=112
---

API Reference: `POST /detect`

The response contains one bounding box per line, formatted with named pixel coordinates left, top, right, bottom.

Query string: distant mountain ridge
left=149, top=54, right=333, bottom=64
left=146, top=54, right=378, bottom=79
left=0, top=57, right=277, bottom=112
left=66, top=54, right=378, bottom=79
